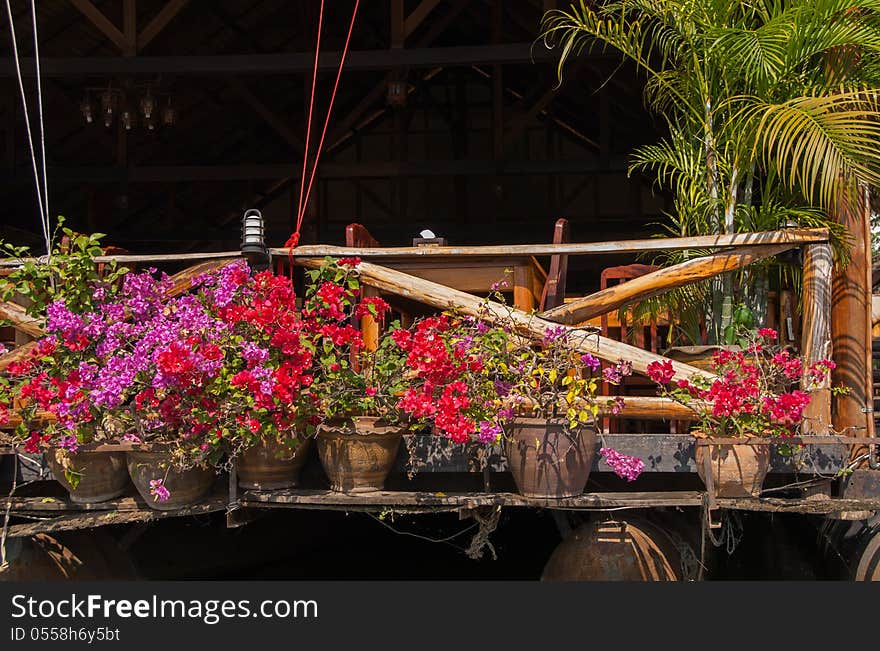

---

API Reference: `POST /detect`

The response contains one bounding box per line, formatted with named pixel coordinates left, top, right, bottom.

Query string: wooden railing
left=0, top=228, right=837, bottom=434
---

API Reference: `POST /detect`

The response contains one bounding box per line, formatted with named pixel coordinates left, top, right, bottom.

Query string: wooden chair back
left=539, top=218, right=569, bottom=311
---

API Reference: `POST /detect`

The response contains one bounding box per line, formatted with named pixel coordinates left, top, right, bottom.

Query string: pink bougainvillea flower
left=149, top=478, right=170, bottom=502
left=600, top=447, right=644, bottom=482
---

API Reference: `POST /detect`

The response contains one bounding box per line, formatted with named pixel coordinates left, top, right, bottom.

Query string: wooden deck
left=3, top=483, right=879, bottom=538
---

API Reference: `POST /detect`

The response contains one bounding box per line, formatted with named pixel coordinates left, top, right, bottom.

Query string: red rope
left=296, top=0, right=324, bottom=226
left=285, top=0, right=359, bottom=280
left=297, top=0, right=360, bottom=229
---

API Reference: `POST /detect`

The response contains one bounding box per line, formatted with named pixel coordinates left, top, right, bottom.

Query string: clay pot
left=237, top=436, right=311, bottom=490
left=126, top=449, right=214, bottom=511
left=46, top=449, right=130, bottom=504
left=695, top=440, right=769, bottom=498
left=316, top=417, right=405, bottom=493
left=504, top=417, right=596, bottom=498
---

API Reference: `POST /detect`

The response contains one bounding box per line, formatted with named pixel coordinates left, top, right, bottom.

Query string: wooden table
left=350, top=253, right=546, bottom=350
left=377, top=254, right=547, bottom=312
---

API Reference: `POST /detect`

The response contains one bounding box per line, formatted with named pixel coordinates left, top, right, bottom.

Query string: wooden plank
left=303, top=259, right=715, bottom=382
left=801, top=243, right=833, bottom=434
left=241, top=488, right=705, bottom=510
left=69, top=0, right=129, bottom=52
left=716, top=496, right=880, bottom=514
left=137, top=0, right=190, bottom=51
left=4, top=497, right=226, bottom=538
left=279, top=229, right=829, bottom=258
left=0, top=301, right=43, bottom=338
left=541, top=243, right=794, bottom=324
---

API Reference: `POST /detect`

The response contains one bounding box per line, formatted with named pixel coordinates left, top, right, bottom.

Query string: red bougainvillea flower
left=646, top=359, right=675, bottom=385
left=757, top=328, right=778, bottom=340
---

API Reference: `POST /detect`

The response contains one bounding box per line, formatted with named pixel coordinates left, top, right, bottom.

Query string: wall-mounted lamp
left=241, top=208, right=270, bottom=270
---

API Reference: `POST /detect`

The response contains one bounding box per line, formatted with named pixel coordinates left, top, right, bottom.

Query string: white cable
left=29, top=0, right=50, bottom=259
left=3, top=0, right=50, bottom=257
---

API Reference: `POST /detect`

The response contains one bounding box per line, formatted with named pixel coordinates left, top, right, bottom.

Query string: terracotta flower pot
left=504, top=417, right=596, bottom=499
left=316, top=417, right=405, bottom=493
left=126, top=449, right=214, bottom=511
left=237, top=436, right=311, bottom=490
left=695, top=440, right=770, bottom=498
left=46, top=449, right=130, bottom=504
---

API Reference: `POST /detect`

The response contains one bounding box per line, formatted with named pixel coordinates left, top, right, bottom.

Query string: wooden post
left=801, top=243, right=833, bottom=435
left=831, top=184, right=872, bottom=444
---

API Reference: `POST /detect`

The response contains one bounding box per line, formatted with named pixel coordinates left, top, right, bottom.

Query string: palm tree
left=541, top=0, right=880, bottom=342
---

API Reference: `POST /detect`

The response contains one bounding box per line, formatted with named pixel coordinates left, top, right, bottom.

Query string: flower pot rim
left=318, top=415, right=409, bottom=436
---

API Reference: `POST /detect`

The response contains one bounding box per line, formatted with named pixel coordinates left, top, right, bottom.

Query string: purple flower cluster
left=602, top=359, right=633, bottom=384
left=477, top=420, right=502, bottom=444
left=149, top=478, right=170, bottom=502
left=543, top=325, right=568, bottom=343
left=600, top=446, right=644, bottom=482
left=580, top=353, right=601, bottom=372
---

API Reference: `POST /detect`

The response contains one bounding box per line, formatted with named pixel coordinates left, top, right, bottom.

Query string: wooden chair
left=599, top=264, right=663, bottom=434
left=539, top=218, right=570, bottom=311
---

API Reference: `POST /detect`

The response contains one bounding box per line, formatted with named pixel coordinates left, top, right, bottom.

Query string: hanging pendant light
left=80, top=94, right=93, bottom=124
left=161, top=98, right=175, bottom=126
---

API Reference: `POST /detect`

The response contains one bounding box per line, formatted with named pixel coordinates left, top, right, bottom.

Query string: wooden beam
left=0, top=42, right=560, bottom=77
left=404, top=0, right=443, bottom=38
left=541, top=243, right=794, bottom=325
left=0, top=339, right=36, bottom=371
left=505, top=84, right=559, bottom=146
left=69, top=0, right=129, bottom=52
left=14, top=158, right=632, bottom=183
left=123, top=0, right=137, bottom=56
left=137, top=0, right=190, bottom=51
left=801, top=242, right=833, bottom=434
left=0, top=301, right=43, bottom=338
left=227, top=79, right=303, bottom=154
left=391, top=0, right=405, bottom=48
left=299, top=259, right=715, bottom=382
left=276, top=229, right=829, bottom=258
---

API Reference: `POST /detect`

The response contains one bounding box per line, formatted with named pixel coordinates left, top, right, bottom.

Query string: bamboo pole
left=541, top=243, right=794, bottom=324
left=0, top=229, right=828, bottom=268
left=275, top=228, right=828, bottom=259
left=801, top=243, right=833, bottom=435
left=300, top=259, right=715, bottom=382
